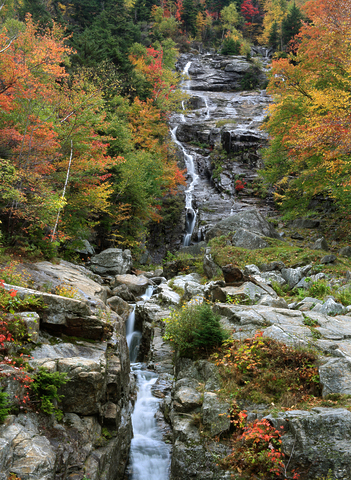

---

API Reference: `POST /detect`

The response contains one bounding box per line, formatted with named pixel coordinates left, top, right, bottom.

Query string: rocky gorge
left=2, top=51, right=351, bottom=480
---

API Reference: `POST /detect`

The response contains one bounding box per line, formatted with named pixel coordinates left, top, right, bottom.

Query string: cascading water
left=171, top=126, right=198, bottom=247
left=126, top=286, right=154, bottom=362
left=125, top=285, right=171, bottom=480
left=127, top=366, right=171, bottom=480
left=173, top=61, right=200, bottom=246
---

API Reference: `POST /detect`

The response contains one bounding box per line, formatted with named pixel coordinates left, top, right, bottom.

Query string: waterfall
left=171, top=61, right=201, bottom=246
left=126, top=286, right=154, bottom=363
left=125, top=285, right=171, bottom=480
left=127, top=366, right=171, bottom=480
left=170, top=126, right=198, bottom=247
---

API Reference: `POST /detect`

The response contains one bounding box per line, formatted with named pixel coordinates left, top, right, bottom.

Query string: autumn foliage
left=0, top=15, right=184, bottom=252
left=262, top=0, right=351, bottom=215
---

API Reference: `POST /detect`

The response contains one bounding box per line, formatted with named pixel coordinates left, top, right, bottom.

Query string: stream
left=125, top=287, right=171, bottom=480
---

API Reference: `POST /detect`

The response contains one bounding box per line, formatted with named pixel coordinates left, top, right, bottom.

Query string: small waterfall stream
left=175, top=61, right=200, bottom=246
left=125, top=286, right=171, bottom=480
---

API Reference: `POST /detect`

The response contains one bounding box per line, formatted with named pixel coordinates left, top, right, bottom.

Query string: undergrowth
left=31, top=367, right=69, bottom=421
left=219, top=415, right=292, bottom=479
left=211, top=332, right=321, bottom=407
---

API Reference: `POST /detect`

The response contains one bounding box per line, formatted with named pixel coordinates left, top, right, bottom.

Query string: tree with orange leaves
left=0, top=15, right=122, bottom=247
left=262, top=0, right=351, bottom=215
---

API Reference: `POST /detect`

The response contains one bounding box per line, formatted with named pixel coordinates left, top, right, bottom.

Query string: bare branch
left=52, top=140, right=73, bottom=242
left=0, top=36, right=17, bottom=54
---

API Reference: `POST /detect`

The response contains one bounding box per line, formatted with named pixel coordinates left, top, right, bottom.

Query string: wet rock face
left=206, top=209, right=280, bottom=242
left=171, top=52, right=274, bottom=244
left=170, top=358, right=231, bottom=480
left=176, top=53, right=267, bottom=92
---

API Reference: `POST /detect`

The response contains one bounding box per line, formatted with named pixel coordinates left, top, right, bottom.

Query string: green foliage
left=0, top=261, right=31, bottom=287
left=31, top=367, right=69, bottom=420
left=221, top=37, right=241, bottom=55
left=240, top=67, right=260, bottom=90
left=281, top=3, right=303, bottom=46
left=220, top=417, right=286, bottom=479
left=335, top=286, right=351, bottom=307
left=268, top=20, right=279, bottom=49
left=0, top=390, right=10, bottom=423
left=298, top=279, right=331, bottom=300
left=164, top=302, right=229, bottom=357
left=303, top=316, right=319, bottom=327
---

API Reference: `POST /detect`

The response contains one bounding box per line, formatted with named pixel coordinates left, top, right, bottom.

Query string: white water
left=172, top=61, right=201, bottom=246
left=126, top=286, right=154, bottom=363
left=171, top=126, right=198, bottom=246
left=125, top=286, right=170, bottom=480
left=128, top=365, right=171, bottom=480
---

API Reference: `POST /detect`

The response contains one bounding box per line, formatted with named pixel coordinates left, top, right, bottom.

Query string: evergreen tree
left=182, top=0, right=199, bottom=35
left=18, top=0, right=52, bottom=25
left=69, top=0, right=140, bottom=74
left=133, top=0, right=156, bottom=23
left=282, top=2, right=303, bottom=46
left=268, top=20, right=279, bottom=49
left=221, top=37, right=241, bottom=55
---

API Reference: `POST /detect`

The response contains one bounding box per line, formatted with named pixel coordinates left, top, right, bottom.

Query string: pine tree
left=268, top=20, right=279, bottom=49
left=182, top=0, right=199, bottom=35
left=282, top=2, right=303, bottom=46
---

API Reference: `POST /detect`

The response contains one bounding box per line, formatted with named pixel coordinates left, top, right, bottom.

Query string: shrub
left=335, top=286, right=351, bottom=306
left=31, top=367, right=69, bottom=420
left=0, top=279, right=45, bottom=313
left=235, top=179, right=246, bottom=192
left=307, top=279, right=331, bottom=299
left=212, top=332, right=321, bottom=406
left=220, top=418, right=286, bottom=478
left=0, top=389, right=10, bottom=423
left=240, top=67, right=260, bottom=90
left=164, top=302, right=228, bottom=357
left=0, top=260, right=30, bottom=287
left=221, top=38, right=241, bottom=55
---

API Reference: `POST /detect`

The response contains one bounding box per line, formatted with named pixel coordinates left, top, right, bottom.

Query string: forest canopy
left=0, top=0, right=319, bottom=258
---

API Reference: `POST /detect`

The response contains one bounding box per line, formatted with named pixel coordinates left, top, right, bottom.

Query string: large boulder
left=156, top=284, right=181, bottom=305
left=203, top=251, right=220, bottom=279
left=106, top=296, right=133, bottom=320
left=290, top=218, right=321, bottom=229
left=312, top=237, right=329, bottom=251
left=267, top=408, right=351, bottom=479
left=206, top=210, right=280, bottom=241
left=29, top=260, right=106, bottom=305
left=319, top=358, right=351, bottom=397
left=202, top=392, right=230, bottom=436
left=339, top=246, right=351, bottom=258
left=173, top=380, right=203, bottom=413
left=4, top=284, right=112, bottom=340
left=231, top=228, right=269, bottom=249
left=281, top=265, right=312, bottom=290
left=312, top=298, right=345, bottom=316
left=89, top=248, right=132, bottom=276
left=112, top=274, right=151, bottom=296
left=0, top=414, right=56, bottom=480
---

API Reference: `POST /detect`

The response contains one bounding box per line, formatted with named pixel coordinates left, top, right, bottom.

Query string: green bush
left=221, top=38, right=241, bottom=55
left=31, top=367, right=69, bottom=420
left=164, top=302, right=229, bottom=357
left=335, top=286, right=351, bottom=306
left=240, top=68, right=260, bottom=90
left=0, top=390, right=10, bottom=423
